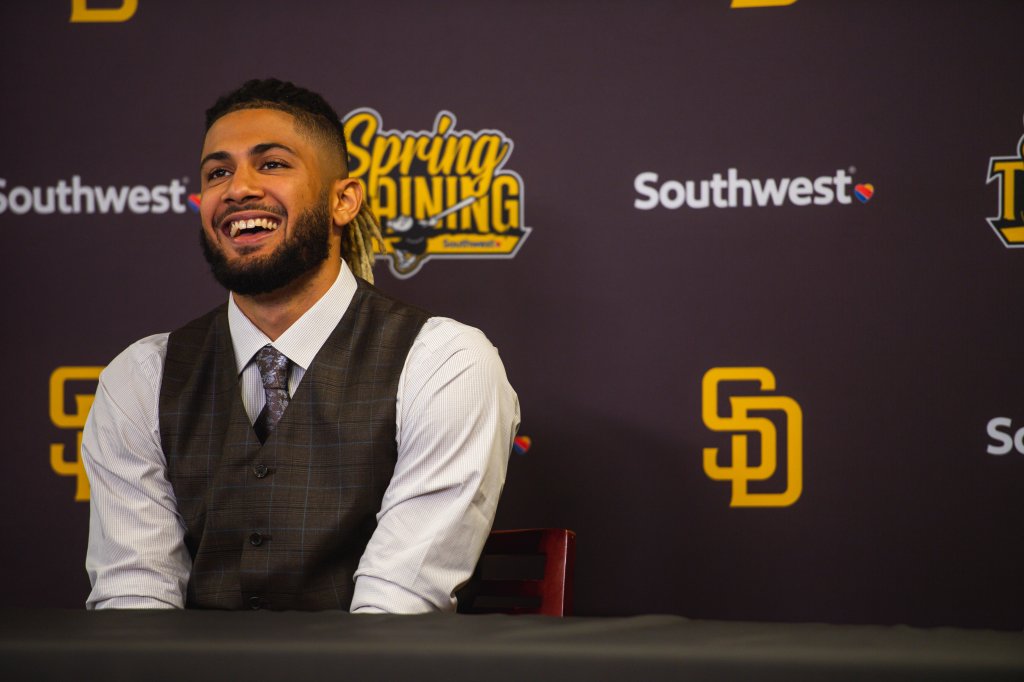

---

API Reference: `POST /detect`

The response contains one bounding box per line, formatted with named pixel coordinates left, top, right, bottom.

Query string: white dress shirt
left=82, top=261, right=520, bottom=613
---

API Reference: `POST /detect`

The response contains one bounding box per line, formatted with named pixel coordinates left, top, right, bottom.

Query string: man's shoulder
left=161, top=303, right=233, bottom=369
left=415, top=317, right=494, bottom=355
left=406, top=318, right=508, bottom=385
left=354, top=277, right=433, bottom=320
left=353, top=278, right=505, bottom=371
left=100, top=332, right=171, bottom=389
left=102, top=298, right=226, bottom=386
left=111, top=332, right=170, bottom=367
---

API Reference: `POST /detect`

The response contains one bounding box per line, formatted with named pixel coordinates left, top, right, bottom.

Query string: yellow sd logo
left=730, top=0, right=798, bottom=7
left=70, top=0, right=138, bottom=22
left=49, top=366, right=103, bottom=501
left=702, top=367, right=802, bottom=507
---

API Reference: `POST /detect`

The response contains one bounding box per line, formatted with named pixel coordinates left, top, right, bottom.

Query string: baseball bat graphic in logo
left=385, top=196, right=479, bottom=275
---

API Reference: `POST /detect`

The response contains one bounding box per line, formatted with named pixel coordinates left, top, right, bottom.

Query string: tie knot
left=255, top=345, right=289, bottom=390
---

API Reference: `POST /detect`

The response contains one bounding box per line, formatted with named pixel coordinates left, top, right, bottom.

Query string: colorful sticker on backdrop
left=343, top=109, right=531, bottom=279
left=513, top=436, right=532, bottom=455
left=854, top=183, right=874, bottom=203
left=986, top=131, right=1024, bottom=248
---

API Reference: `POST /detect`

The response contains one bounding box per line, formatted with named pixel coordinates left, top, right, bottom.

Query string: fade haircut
left=204, top=78, right=385, bottom=283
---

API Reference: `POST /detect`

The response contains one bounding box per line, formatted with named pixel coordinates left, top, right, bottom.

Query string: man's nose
left=223, top=165, right=264, bottom=203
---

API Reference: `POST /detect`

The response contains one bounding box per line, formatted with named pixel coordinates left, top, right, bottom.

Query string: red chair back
left=457, top=528, right=576, bottom=617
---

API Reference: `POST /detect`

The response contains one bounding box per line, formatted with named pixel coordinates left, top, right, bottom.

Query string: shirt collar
left=227, top=260, right=358, bottom=374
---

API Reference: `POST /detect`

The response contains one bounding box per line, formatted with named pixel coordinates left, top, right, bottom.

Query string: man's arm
left=350, top=318, right=520, bottom=613
left=82, top=334, right=191, bottom=609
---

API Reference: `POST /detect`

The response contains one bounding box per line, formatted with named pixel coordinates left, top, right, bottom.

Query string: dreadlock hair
left=205, top=78, right=385, bottom=283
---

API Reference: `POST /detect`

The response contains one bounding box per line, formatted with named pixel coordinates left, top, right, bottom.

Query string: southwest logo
left=188, top=193, right=201, bottom=213
left=986, top=131, right=1024, bottom=247
left=343, top=108, right=531, bottom=279
left=634, top=168, right=872, bottom=210
left=854, top=183, right=874, bottom=203
left=513, top=436, right=532, bottom=455
left=0, top=176, right=187, bottom=215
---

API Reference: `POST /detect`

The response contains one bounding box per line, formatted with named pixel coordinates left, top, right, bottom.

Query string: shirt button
left=249, top=532, right=263, bottom=546
left=253, top=463, right=269, bottom=478
left=249, top=596, right=263, bottom=610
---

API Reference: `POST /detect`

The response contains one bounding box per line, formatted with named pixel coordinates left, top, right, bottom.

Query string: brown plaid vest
left=160, top=279, right=430, bottom=610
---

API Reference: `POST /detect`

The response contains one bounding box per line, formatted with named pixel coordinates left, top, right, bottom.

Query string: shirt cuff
left=88, top=595, right=180, bottom=610
left=350, top=575, right=447, bottom=614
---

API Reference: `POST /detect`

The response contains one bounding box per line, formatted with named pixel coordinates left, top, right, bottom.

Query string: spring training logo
left=986, top=131, right=1024, bottom=248
left=343, top=108, right=531, bottom=279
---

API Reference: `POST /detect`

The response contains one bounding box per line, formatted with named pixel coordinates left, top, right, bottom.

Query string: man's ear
left=330, top=177, right=364, bottom=227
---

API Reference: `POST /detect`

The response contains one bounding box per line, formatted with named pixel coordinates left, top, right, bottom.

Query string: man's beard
left=200, top=199, right=331, bottom=296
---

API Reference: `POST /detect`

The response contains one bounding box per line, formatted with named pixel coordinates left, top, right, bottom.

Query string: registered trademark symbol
left=849, top=166, right=856, bottom=174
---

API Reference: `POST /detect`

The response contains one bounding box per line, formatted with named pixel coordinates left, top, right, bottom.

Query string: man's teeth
left=229, top=217, right=280, bottom=238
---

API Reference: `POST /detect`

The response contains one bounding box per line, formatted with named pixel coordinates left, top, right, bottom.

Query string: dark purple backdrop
left=1, top=0, right=1021, bottom=630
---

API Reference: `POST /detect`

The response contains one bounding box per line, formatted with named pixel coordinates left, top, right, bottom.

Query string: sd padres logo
left=702, top=367, right=803, bottom=507
left=50, top=366, right=103, bottom=501
left=986, top=130, right=1024, bottom=248
left=344, top=109, right=531, bottom=278
left=70, top=0, right=137, bottom=23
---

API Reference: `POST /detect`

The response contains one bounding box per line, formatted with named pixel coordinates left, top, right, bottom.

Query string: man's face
left=199, top=108, right=333, bottom=295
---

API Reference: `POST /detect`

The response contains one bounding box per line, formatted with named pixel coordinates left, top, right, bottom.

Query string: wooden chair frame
left=458, top=528, right=576, bottom=617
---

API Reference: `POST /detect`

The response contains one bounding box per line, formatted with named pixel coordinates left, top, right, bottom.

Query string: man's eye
left=262, top=160, right=288, bottom=170
left=206, top=168, right=229, bottom=181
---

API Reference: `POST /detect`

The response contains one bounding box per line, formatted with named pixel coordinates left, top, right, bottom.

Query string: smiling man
left=81, top=79, right=520, bottom=613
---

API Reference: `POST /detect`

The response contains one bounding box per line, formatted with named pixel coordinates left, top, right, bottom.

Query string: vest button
left=249, top=532, right=263, bottom=546
left=253, top=463, right=269, bottom=478
left=249, top=596, right=263, bottom=610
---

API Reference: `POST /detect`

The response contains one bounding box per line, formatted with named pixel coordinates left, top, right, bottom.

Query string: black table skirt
left=2, top=609, right=1022, bottom=681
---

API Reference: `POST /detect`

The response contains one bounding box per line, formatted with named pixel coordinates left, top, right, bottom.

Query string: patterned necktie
left=253, top=345, right=290, bottom=444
